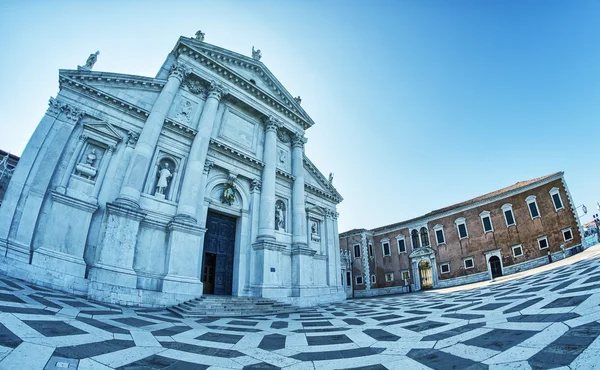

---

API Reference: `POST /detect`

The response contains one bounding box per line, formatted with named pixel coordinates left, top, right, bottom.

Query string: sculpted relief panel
left=219, top=110, right=257, bottom=153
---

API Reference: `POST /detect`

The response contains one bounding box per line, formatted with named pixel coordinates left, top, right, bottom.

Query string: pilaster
left=256, top=116, right=282, bottom=241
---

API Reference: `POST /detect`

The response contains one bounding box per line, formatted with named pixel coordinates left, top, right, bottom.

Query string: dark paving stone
left=159, top=341, right=244, bottom=358
left=404, top=320, right=448, bottom=332
left=380, top=316, right=427, bottom=326
left=0, top=278, right=23, bottom=289
left=0, top=293, right=25, bottom=304
left=450, top=302, right=483, bottom=311
left=528, top=322, right=600, bottom=369
left=405, top=310, right=431, bottom=315
left=331, top=312, right=347, bottom=317
left=371, top=314, right=402, bottom=321
left=294, top=327, right=350, bottom=333
left=550, top=279, right=577, bottom=292
left=24, top=320, right=87, bottom=337
left=206, top=325, right=262, bottom=333
left=0, top=323, right=23, bottom=348
left=89, top=301, right=122, bottom=310
left=423, top=322, right=486, bottom=341
left=464, top=328, right=537, bottom=351
left=275, top=313, right=289, bottom=318
left=302, top=320, right=332, bottom=327
left=195, top=317, right=219, bottom=324
left=472, top=302, right=510, bottom=311
left=270, top=321, right=288, bottom=329
left=583, top=274, right=600, bottom=284
left=521, top=285, right=550, bottom=293
left=542, top=294, right=591, bottom=309
left=59, top=300, right=94, bottom=308
left=496, top=295, right=536, bottom=301
left=581, top=266, right=598, bottom=275
left=342, top=318, right=364, bottom=325
left=77, top=317, right=130, bottom=334
left=227, top=320, right=258, bottom=326
left=300, top=313, right=323, bottom=318
left=79, top=310, right=121, bottom=316
left=259, top=333, right=286, bottom=350
left=507, top=313, right=580, bottom=323
left=407, top=348, right=487, bottom=369
left=243, top=363, right=280, bottom=370
left=306, top=334, right=352, bottom=346
left=116, top=354, right=208, bottom=370
left=429, top=304, right=458, bottom=310
left=363, top=328, right=400, bottom=341
left=151, top=325, right=192, bottom=336
left=341, top=366, right=387, bottom=370
left=112, top=317, right=155, bottom=327
left=292, top=347, right=385, bottom=361
left=138, top=313, right=180, bottom=323
left=503, top=298, right=544, bottom=314
left=196, top=332, right=243, bottom=344
left=0, top=306, right=54, bottom=315
left=442, top=313, right=485, bottom=320
left=561, top=284, right=600, bottom=294
left=54, top=339, right=136, bottom=359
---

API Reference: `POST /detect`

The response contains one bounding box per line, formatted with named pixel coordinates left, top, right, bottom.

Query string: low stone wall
left=354, top=285, right=409, bottom=297
left=437, top=271, right=490, bottom=288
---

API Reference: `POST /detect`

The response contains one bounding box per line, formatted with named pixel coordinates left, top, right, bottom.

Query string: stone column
left=174, top=81, right=228, bottom=222
left=291, top=133, right=307, bottom=247
left=430, top=255, right=439, bottom=288
left=115, top=62, right=188, bottom=208
left=256, top=116, right=282, bottom=241
left=56, top=134, right=86, bottom=194
left=361, top=231, right=371, bottom=291
left=246, top=179, right=261, bottom=295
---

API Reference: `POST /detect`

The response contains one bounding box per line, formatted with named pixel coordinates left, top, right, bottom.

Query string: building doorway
left=489, top=256, right=502, bottom=278
left=418, top=260, right=433, bottom=289
left=201, top=211, right=236, bottom=295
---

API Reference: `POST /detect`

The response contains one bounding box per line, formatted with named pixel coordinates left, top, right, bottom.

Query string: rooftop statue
left=194, top=30, right=205, bottom=42
left=252, top=46, right=262, bottom=61
left=78, top=51, right=100, bottom=71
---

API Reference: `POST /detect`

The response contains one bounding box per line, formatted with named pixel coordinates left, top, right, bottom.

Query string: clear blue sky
left=1, top=0, right=598, bottom=232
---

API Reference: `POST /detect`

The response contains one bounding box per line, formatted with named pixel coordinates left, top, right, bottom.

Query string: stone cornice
left=370, top=172, right=565, bottom=236
left=276, top=169, right=295, bottom=182
left=174, top=38, right=313, bottom=130
left=305, top=183, right=342, bottom=203
left=60, top=70, right=166, bottom=90
left=50, top=191, right=98, bottom=213
left=209, top=138, right=264, bottom=169
left=58, top=72, right=197, bottom=139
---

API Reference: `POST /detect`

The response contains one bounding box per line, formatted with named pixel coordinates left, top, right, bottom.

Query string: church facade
left=0, top=33, right=345, bottom=307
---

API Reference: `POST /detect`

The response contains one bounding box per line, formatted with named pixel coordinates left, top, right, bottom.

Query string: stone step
left=168, top=296, right=300, bottom=318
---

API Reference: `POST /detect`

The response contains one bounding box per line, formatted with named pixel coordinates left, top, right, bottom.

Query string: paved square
left=0, top=248, right=599, bottom=369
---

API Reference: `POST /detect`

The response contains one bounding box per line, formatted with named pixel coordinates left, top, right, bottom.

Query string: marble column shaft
left=291, top=134, right=307, bottom=246
left=175, top=82, right=227, bottom=222
left=256, top=116, right=281, bottom=240
left=116, top=63, right=187, bottom=207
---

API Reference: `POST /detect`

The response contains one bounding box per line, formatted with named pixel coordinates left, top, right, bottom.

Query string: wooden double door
left=202, top=211, right=236, bottom=295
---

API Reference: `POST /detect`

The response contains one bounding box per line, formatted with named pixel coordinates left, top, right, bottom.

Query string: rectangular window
left=371, top=275, right=376, bottom=284
left=346, top=271, right=351, bottom=285
left=482, top=216, right=493, bottom=233
left=458, top=223, right=468, bottom=239
left=401, top=270, right=410, bottom=281
left=552, top=193, right=564, bottom=210
left=385, top=273, right=394, bottom=282
left=504, top=210, right=515, bottom=226
left=538, top=236, right=549, bottom=250
left=353, top=244, right=361, bottom=258
left=355, top=276, right=363, bottom=285
left=436, top=229, right=445, bottom=244
left=512, top=244, right=523, bottom=257
left=528, top=202, right=540, bottom=218
left=397, top=239, right=406, bottom=253
left=382, top=242, right=391, bottom=256
left=562, top=228, right=573, bottom=241
left=464, top=258, right=474, bottom=269
left=368, top=243, right=374, bottom=257
left=440, top=263, right=450, bottom=274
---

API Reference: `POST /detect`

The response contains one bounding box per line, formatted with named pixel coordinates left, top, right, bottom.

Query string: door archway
left=489, top=256, right=502, bottom=278
left=418, top=260, right=433, bottom=289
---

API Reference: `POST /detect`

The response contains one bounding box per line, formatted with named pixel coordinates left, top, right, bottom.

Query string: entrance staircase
left=168, top=295, right=302, bottom=318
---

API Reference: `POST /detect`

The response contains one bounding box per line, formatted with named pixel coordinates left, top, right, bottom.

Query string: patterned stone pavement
left=1, top=250, right=600, bottom=369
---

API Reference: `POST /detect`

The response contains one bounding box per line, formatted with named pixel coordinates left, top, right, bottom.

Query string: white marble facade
left=0, top=34, right=345, bottom=307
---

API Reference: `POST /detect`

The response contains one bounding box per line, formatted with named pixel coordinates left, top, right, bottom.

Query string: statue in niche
left=86, top=149, right=97, bottom=166
left=176, top=100, right=193, bottom=124
left=75, top=147, right=100, bottom=180
left=311, top=221, right=321, bottom=242
left=275, top=201, right=285, bottom=231
left=155, top=163, right=172, bottom=197
left=312, top=222, right=318, bottom=235
left=252, top=46, right=262, bottom=61
left=78, top=51, right=100, bottom=71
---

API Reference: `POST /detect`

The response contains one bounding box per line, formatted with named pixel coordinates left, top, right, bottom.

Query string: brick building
left=339, top=172, right=583, bottom=297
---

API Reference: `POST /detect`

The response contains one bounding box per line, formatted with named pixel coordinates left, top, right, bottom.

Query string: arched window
left=411, top=229, right=420, bottom=249
left=420, top=227, right=430, bottom=247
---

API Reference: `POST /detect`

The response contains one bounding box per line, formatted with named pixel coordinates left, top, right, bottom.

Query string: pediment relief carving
left=82, top=120, right=122, bottom=146
left=409, top=247, right=435, bottom=259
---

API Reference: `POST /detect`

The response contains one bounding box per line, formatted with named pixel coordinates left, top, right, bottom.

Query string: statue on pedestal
left=155, top=163, right=172, bottom=196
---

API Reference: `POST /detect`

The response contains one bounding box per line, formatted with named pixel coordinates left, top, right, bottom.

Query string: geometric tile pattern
left=0, top=247, right=599, bottom=369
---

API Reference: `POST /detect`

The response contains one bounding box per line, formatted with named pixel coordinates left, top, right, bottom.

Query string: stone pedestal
left=291, top=245, right=316, bottom=297
left=251, top=239, right=287, bottom=297
left=89, top=203, right=146, bottom=288
left=162, top=221, right=205, bottom=295
left=31, top=192, right=97, bottom=277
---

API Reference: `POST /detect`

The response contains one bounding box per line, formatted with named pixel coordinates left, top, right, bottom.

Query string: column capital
left=203, top=160, right=214, bottom=175
left=291, top=133, right=307, bottom=148
left=250, top=178, right=262, bottom=192
left=47, top=97, right=62, bottom=117
left=265, top=115, right=283, bottom=133
left=169, top=62, right=190, bottom=83
left=208, top=81, right=229, bottom=100
left=47, top=97, right=85, bottom=122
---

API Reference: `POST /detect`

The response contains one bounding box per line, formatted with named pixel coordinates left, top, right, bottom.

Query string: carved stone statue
left=76, top=148, right=99, bottom=180
left=328, top=172, right=334, bottom=183
left=194, top=30, right=205, bottom=41
left=252, top=46, right=262, bottom=61
left=155, top=163, right=172, bottom=196
left=312, top=222, right=318, bottom=234
left=277, top=149, right=286, bottom=166
left=86, top=149, right=97, bottom=166
left=176, top=100, right=193, bottom=124
left=79, top=51, right=100, bottom=71
left=275, top=203, right=285, bottom=231
left=294, top=96, right=302, bottom=105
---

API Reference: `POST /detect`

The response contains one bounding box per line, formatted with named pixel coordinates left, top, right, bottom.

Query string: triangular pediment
left=83, top=120, right=123, bottom=143
left=303, top=155, right=343, bottom=203
left=179, top=37, right=314, bottom=126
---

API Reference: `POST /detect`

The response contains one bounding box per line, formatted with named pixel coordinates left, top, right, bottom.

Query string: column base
left=88, top=262, right=138, bottom=289
left=162, top=274, right=203, bottom=295
left=31, top=247, right=86, bottom=277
